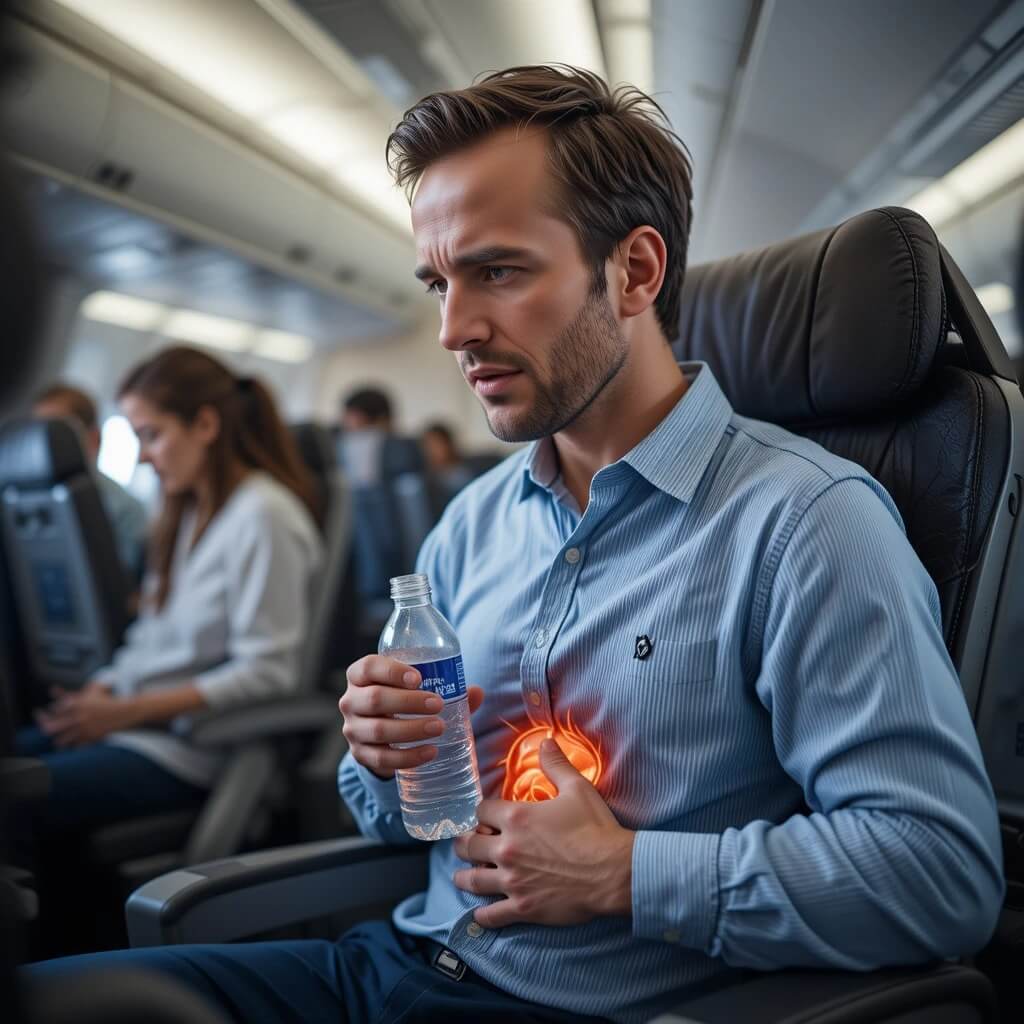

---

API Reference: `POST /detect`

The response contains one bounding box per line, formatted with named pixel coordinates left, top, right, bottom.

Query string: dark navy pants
left=14, top=726, right=207, bottom=834
left=14, top=726, right=207, bottom=956
left=24, top=919, right=612, bottom=1023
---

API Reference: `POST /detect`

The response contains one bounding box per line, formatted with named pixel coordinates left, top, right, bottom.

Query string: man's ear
left=192, top=404, right=221, bottom=447
left=611, top=225, right=667, bottom=320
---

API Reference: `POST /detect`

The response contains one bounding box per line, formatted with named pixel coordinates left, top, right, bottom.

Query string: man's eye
left=484, top=266, right=516, bottom=283
left=425, top=280, right=447, bottom=296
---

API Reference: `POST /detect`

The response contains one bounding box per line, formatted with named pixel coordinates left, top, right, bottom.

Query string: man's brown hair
left=387, top=64, right=693, bottom=343
left=34, top=382, right=98, bottom=432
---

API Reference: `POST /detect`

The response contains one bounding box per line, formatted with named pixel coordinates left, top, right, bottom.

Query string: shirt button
left=466, top=922, right=484, bottom=938
left=534, top=629, right=548, bottom=648
left=663, top=929, right=680, bottom=944
left=564, top=547, right=581, bottom=565
left=529, top=691, right=541, bottom=707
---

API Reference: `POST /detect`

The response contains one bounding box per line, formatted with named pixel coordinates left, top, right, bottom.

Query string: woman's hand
left=36, top=686, right=138, bottom=748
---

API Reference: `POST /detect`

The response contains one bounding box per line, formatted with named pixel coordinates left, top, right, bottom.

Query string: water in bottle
left=379, top=573, right=483, bottom=841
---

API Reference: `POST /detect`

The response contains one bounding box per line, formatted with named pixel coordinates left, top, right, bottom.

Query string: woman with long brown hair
left=15, top=346, right=322, bottom=953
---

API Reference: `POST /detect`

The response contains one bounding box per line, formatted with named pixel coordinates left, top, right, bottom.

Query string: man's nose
left=438, top=285, right=489, bottom=352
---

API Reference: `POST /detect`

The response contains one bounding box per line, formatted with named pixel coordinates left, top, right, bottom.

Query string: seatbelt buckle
left=431, top=945, right=468, bottom=981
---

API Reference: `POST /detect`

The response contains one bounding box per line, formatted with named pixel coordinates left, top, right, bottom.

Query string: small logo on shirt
left=634, top=635, right=653, bottom=660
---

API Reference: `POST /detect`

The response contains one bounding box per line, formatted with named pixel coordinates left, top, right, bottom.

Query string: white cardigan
left=96, top=472, right=323, bottom=787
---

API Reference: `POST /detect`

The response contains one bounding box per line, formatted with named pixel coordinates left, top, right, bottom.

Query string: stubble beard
left=475, top=287, right=628, bottom=444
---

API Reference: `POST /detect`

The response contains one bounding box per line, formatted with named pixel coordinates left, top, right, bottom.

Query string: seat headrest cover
left=0, top=417, right=88, bottom=488
left=676, top=207, right=946, bottom=423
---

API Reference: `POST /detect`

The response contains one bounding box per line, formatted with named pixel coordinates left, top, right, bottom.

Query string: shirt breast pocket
left=629, top=637, right=718, bottom=686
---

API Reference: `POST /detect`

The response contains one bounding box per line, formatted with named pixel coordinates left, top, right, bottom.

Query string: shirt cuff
left=632, top=830, right=721, bottom=950
left=353, top=759, right=404, bottom=813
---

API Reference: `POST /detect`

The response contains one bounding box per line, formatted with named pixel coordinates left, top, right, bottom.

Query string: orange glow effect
left=499, top=712, right=603, bottom=802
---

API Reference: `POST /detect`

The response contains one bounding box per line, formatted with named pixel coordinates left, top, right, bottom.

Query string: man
left=24, top=66, right=1002, bottom=1024
left=33, top=383, right=147, bottom=580
left=338, top=385, right=424, bottom=485
left=337, top=386, right=392, bottom=488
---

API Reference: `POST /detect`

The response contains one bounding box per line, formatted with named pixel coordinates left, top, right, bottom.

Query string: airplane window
left=97, top=414, right=139, bottom=486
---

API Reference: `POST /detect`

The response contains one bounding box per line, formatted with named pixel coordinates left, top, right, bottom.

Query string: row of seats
left=0, top=418, right=363, bottom=912
left=0, top=407, right=503, bottom=933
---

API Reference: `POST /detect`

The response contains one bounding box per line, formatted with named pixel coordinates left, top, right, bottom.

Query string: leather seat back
left=675, top=207, right=1024, bottom=822
left=0, top=417, right=130, bottom=696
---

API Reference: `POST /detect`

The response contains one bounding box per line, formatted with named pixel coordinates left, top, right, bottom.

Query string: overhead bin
left=1, top=21, right=422, bottom=322
left=1, top=26, right=110, bottom=181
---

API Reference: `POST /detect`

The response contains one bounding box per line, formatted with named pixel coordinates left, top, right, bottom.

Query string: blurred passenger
left=338, top=386, right=393, bottom=487
left=33, top=383, right=147, bottom=580
left=14, top=346, right=322, bottom=955
left=420, top=421, right=473, bottom=497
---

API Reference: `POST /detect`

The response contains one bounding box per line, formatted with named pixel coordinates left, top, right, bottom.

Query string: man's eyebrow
left=413, top=246, right=534, bottom=281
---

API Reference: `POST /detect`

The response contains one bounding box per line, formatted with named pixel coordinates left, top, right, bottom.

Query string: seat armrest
left=182, top=696, right=338, bottom=748
left=126, top=836, right=428, bottom=947
left=655, top=963, right=995, bottom=1023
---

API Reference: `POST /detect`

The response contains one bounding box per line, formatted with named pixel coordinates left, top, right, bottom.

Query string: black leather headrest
left=676, top=207, right=947, bottom=424
left=0, top=418, right=88, bottom=488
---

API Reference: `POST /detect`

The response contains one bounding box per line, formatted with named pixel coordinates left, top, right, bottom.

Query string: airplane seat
left=0, top=418, right=131, bottom=708
left=86, top=422, right=359, bottom=893
left=126, top=206, right=1016, bottom=1021
left=351, top=434, right=436, bottom=633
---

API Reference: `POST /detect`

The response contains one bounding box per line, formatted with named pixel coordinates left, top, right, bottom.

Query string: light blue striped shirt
left=339, top=362, right=1003, bottom=1023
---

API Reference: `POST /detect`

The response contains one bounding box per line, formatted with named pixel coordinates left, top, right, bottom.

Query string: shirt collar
left=519, top=362, right=734, bottom=505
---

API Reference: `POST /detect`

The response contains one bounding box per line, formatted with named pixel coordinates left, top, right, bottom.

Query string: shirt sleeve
left=192, top=495, right=318, bottom=709
left=631, top=477, right=1004, bottom=969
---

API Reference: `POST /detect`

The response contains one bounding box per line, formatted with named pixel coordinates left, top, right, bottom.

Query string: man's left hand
left=36, top=686, right=138, bottom=748
left=453, top=738, right=634, bottom=928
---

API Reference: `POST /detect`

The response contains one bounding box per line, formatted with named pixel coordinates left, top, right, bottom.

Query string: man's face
left=411, top=128, right=628, bottom=442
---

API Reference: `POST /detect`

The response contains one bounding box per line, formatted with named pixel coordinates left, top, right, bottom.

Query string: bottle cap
left=390, top=573, right=431, bottom=600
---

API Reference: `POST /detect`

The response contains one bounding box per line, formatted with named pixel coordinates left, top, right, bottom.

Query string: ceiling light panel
left=944, top=116, right=1024, bottom=206
left=252, top=329, right=315, bottom=363
left=81, top=290, right=166, bottom=330
left=904, top=117, right=1024, bottom=229
left=162, top=309, right=253, bottom=351
left=80, top=290, right=315, bottom=363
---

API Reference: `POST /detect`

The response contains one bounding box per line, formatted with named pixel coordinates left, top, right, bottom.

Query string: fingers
left=453, top=829, right=501, bottom=865
left=474, top=899, right=524, bottom=930
left=467, top=685, right=484, bottom=714
left=538, top=737, right=585, bottom=792
left=453, top=866, right=505, bottom=897
left=345, top=655, right=422, bottom=690
left=37, top=711, right=79, bottom=747
left=352, top=743, right=438, bottom=776
left=341, top=686, right=442, bottom=719
left=475, top=798, right=516, bottom=831
left=343, top=714, right=445, bottom=747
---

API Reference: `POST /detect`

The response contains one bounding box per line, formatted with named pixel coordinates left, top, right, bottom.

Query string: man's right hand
left=339, top=654, right=483, bottom=780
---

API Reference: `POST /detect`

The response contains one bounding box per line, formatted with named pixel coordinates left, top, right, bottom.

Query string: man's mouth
left=467, top=367, right=522, bottom=397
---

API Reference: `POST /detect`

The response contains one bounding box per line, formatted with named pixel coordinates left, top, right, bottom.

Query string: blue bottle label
left=411, top=655, right=466, bottom=701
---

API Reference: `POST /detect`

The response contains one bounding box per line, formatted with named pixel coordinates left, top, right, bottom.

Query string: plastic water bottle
left=379, top=572, right=483, bottom=841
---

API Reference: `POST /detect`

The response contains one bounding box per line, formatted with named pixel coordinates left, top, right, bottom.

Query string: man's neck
left=553, top=340, right=687, bottom=512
